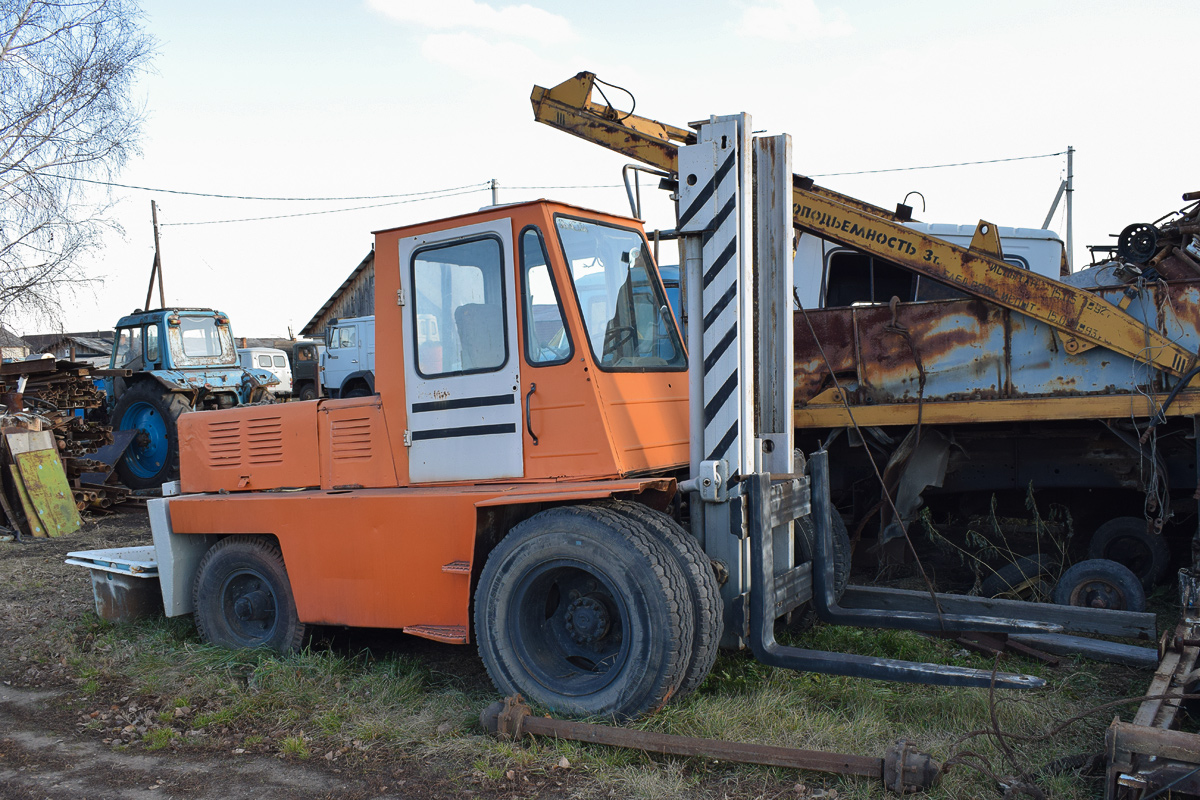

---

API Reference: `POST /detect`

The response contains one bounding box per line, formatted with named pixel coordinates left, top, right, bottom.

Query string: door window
left=411, top=236, right=507, bottom=377
left=520, top=227, right=571, bottom=366
left=144, top=325, right=159, bottom=362
left=113, top=327, right=143, bottom=368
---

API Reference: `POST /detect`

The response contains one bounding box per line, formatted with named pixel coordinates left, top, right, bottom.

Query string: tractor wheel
left=1087, top=517, right=1170, bottom=590
left=112, top=381, right=191, bottom=490
left=474, top=505, right=692, bottom=720
left=1052, top=559, right=1146, bottom=613
left=192, top=536, right=307, bottom=652
left=599, top=500, right=723, bottom=699
left=980, top=555, right=1058, bottom=602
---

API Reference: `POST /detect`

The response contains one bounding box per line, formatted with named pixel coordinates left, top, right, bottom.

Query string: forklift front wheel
left=192, top=536, right=307, bottom=653
left=474, top=506, right=692, bottom=720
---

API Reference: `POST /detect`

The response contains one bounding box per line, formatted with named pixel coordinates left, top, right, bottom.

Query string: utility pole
left=144, top=200, right=166, bottom=311
left=1065, top=146, right=1074, bottom=272
left=490, top=178, right=499, bottom=206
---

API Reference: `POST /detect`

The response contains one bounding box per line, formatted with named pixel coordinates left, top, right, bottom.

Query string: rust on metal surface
left=481, top=696, right=942, bottom=793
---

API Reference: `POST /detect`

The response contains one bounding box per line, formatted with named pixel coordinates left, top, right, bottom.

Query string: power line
left=809, top=151, right=1067, bottom=178
left=159, top=186, right=490, bottom=227
left=504, top=183, right=623, bottom=189
left=53, top=174, right=491, bottom=202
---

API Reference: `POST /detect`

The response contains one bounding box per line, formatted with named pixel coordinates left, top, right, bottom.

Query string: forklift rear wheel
left=474, top=505, right=693, bottom=720
left=599, top=501, right=723, bottom=699
left=192, top=536, right=307, bottom=652
left=112, top=382, right=191, bottom=490
left=1052, top=558, right=1146, bottom=613
left=1087, top=517, right=1170, bottom=590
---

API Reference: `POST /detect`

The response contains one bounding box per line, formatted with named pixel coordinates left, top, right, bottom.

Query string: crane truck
left=531, top=72, right=1200, bottom=598
left=127, top=84, right=1157, bottom=721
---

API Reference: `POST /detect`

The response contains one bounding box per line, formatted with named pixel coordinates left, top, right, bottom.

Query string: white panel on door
left=399, top=219, right=523, bottom=482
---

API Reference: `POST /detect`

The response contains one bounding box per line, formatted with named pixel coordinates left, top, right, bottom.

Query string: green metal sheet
left=14, top=448, right=81, bottom=537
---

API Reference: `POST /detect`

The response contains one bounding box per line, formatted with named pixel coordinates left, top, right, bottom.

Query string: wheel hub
left=233, top=588, right=272, bottom=621
left=564, top=595, right=610, bottom=643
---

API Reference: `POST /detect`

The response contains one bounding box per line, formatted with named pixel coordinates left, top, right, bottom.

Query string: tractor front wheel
left=112, top=382, right=191, bottom=490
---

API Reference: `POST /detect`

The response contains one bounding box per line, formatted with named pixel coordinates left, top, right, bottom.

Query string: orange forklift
left=144, top=105, right=1153, bottom=720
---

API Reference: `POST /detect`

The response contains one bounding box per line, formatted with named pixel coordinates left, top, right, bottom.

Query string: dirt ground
left=0, top=509, right=549, bottom=800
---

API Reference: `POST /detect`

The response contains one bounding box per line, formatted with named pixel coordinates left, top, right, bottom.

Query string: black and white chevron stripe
left=678, top=129, right=743, bottom=470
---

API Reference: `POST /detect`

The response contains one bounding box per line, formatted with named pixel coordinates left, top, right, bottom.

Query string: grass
left=23, top=605, right=1159, bottom=800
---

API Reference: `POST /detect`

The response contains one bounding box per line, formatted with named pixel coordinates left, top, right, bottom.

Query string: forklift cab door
left=398, top=219, right=524, bottom=482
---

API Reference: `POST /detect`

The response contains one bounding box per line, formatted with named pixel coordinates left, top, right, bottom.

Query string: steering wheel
left=603, top=325, right=637, bottom=352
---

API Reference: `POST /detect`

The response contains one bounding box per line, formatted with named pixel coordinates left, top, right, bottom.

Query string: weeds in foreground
left=14, top=592, right=1152, bottom=799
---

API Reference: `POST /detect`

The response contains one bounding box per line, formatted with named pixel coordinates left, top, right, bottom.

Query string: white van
left=237, top=347, right=293, bottom=397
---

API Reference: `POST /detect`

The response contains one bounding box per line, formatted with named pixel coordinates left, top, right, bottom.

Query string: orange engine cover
left=179, top=402, right=321, bottom=493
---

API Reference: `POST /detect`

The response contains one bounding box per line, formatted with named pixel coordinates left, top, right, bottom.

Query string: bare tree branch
left=0, top=0, right=153, bottom=326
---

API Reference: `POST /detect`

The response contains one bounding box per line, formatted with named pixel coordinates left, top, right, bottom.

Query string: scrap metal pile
left=0, top=358, right=130, bottom=516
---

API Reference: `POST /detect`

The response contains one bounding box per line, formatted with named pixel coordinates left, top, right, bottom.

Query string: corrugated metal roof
left=301, top=249, right=375, bottom=336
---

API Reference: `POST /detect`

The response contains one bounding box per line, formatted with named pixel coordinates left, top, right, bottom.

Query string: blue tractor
left=103, top=308, right=278, bottom=490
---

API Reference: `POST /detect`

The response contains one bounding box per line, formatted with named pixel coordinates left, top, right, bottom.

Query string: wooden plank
left=8, top=465, right=44, bottom=537
left=1132, top=649, right=1181, bottom=728
left=14, top=449, right=81, bottom=538
left=5, top=430, right=55, bottom=456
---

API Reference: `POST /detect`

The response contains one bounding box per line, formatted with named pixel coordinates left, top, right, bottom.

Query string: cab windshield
left=170, top=316, right=236, bottom=365
left=555, top=216, right=685, bottom=371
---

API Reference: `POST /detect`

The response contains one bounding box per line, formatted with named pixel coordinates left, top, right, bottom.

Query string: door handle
left=525, top=383, right=538, bottom=446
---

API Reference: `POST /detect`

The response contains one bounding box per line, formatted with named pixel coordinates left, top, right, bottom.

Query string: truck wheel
left=599, top=500, right=722, bottom=699
left=797, top=511, right=851, bottom=601
left=112, top=382, right=191, bottom=490
left=1052, top=559, right=1146, bottom=613
left=343, top=383, right=371, bottom=399
left=1087, top=517, right=1170, bottom=590
left=298, top=384, right=318, bottom=402
left=980, top=555, right=1058, bottom=601
left=192, top=536, right=307, bottom=652
left=474, top=506, right=692, bottom=720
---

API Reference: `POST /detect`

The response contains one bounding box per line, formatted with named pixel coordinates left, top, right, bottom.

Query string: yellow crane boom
left=531, top=71, right=1197, bottom=378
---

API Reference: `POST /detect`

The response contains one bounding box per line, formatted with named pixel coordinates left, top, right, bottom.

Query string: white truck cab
left=794, top=223, right=1066, bottom=309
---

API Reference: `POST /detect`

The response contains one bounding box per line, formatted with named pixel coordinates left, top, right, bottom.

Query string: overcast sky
left=43, top=0, right=1200, bottom=340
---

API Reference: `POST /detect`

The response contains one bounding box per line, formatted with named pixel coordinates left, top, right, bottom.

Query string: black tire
left=112, top=381, right=191, bottom=490
left=474, top=505, right=693, bottom=720
left=980, top=555, right=1058, bottom=601
left=298, top=384, right=318, bottom=402
left=797, top=510, right=851, bottom=601
left=599, top=501, right=722, bottom=699
left=192, top=536, right=307, bottom=652
left=1052, top=559, right=1146, bottom=612
left=342, top=383, right=371, bottom=399
left=1087, top=517, right=1170, bottom=590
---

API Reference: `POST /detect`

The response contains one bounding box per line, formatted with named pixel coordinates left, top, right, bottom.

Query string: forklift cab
left=373, top=200, right=690, bottom=486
